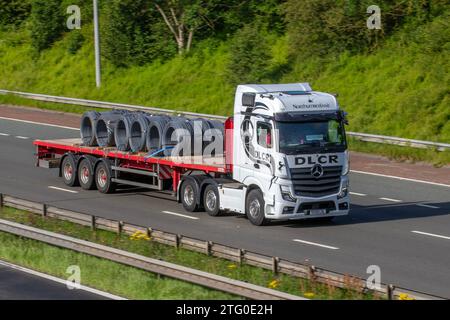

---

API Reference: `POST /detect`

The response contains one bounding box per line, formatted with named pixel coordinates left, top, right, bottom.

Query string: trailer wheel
left=246, top=189, right=267, bottom=226
left=95, top=161, right=116, bottom=194
left=78, top=158, right=96, bottom=190
left=181, top=180, right=199, bottom=212
left=203, top=184, right=221, bottom=216
left=61, top=155, right=79, bottom=187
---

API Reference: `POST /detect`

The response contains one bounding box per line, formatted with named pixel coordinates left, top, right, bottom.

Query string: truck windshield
left=276, top=120, right=346, bottom=154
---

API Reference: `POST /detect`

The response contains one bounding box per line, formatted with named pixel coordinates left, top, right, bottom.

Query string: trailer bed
left=34, top=138, right=228, bottom=173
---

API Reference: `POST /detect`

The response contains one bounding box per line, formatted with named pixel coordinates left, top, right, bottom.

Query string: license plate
left=310, top=209, right=327, bottom=215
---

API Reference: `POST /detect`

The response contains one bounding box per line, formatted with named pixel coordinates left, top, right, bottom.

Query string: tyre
left=78, top=158, right=96, bottom=190
left=180, top=179, right=199, bottom=212
left=61, top=155, right=79, bottom=187
left=246, top=189, right=267, bottom=226
left=203, top=184, right=221, bottom=216
left=95, top=161, right=116, bottom=194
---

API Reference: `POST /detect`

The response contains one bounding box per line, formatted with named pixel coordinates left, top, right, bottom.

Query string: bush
left=284, top=0, right=445, bottom=61
left=226, top=23, right=271, bottom=85
left=30, top=0, right=64, bottom=53
left=102, top=0, right=176, bottom=67
left=66, top=30, right=85, bottom=54
left=0, top=0, right=31, bottom=27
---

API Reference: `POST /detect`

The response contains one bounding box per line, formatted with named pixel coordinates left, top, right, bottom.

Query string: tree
left=30, top=0, right=64, bottom=53
left=102, top=0, right=176, bottom=66
left=0, top=0, right=31, bottom=27
left=284, top=0, right=445, bottom=61
left=153, top=0, right=220, bottom=54
left=226, top=23, right=271, bottom=85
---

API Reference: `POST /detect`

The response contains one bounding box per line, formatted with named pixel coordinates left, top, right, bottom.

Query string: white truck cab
left=217, top=83, right=350, bottom=225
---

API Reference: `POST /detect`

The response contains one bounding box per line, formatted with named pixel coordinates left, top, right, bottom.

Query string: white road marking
left=350, top=192, right=367, bottom=196
left=162, top=211, right=199, bottom=220
left=0, top=116, right=79, bottom=131
left=15, top=136, right=29, bottom=140
left=293, top=239, right=339, bottom=250
left=0, top=133, right=10, bottom=136
left=412, top=230, right=450, bottom=241
left=48, top=186, right=79, bottom=194
left=379, top=197, right=402, bottom=203
left=415, top=203, right=440, bottom=209
left=350, top=170, right=450, bottom=188
left=0, top=260, right=126, bottom=300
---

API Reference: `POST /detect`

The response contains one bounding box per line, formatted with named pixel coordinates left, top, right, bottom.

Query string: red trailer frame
left=34, top=138, right=230, bottom=192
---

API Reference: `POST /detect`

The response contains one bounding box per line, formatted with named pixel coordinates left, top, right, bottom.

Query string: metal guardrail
left=0, top=217, right=302, bottom=300
left=0, top=89, right=226, bottom=121
left=347, top=132, right=450, bottom=152
left=0, top=193, right=444, bottom=300
left=0, top=89, right=448, bottom=151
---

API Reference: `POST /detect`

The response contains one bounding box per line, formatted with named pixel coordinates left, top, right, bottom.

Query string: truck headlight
left=280, top=185, right=296, bottom=202
left=342, top=151, right=349, bottom=176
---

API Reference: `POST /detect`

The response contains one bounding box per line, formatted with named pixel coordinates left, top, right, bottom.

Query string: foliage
left=102, top=0, right=176, bottom=66
left=227, top=23, right=272, bottom=85
left=66, top=30, right=84, bottom=54
left=30, top=0, right=64, bottom=53
left=284, top=0, right=448, bottom=62
left=0, top=0, right=448, bottom=163
left=0, top=0, right=31, bottom=27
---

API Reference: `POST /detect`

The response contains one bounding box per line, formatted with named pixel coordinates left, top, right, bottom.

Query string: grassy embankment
left=0, top=205, right=379, bottom=300
left=0, top=12, right=448, bottom=166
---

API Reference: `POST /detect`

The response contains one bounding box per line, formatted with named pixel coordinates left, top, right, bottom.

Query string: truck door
left=251, top=120, right=275, bottom=183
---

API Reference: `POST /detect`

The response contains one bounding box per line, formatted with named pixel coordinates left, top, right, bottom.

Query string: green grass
left=0, top=12, right=448, bottom=164
left=0, top=94, right=110, bottom=114
left=0, top=230, right=237, bottom=299
left=0, top=206, right=380, bottom=300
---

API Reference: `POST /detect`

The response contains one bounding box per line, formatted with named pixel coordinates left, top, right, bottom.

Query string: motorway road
left=0, top=261, right=109, bottom=300
left=0, top=118, right=449, bottom=298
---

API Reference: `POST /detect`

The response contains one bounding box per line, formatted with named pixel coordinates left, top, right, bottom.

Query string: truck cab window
left=257, top=122, right=273, bottom=148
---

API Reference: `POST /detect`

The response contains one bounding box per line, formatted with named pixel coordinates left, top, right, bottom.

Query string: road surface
left=0, top=260, right=113, bottom=300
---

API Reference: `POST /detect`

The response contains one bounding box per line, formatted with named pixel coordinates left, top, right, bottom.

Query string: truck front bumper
left=265, top=178, right=350, bottom=220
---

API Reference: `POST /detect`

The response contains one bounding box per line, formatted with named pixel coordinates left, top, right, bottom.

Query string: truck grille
left=290, top=166, right=342, bottom=197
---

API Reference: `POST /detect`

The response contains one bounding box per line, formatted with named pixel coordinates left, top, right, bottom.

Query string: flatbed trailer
left=34, top=138, right=231, bottom=195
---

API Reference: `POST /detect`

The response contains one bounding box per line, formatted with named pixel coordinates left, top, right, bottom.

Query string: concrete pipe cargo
left=162, top=117, right=195, bottom=157
left=128, top=112, right=154, bottom=153
left=80, top=111, right=101, bottom=146
left=145, top=115, right=172, bottom=155
left=95, top=110, right=129, bottom=147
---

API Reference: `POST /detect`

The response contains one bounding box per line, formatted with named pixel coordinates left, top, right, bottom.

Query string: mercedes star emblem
left=311, top=164, right=324, bottom=178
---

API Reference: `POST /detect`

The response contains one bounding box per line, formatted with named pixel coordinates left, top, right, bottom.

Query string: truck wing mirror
left=242, top=93, right=256, bottom=107
left=340, top=110, right=349, bottom=125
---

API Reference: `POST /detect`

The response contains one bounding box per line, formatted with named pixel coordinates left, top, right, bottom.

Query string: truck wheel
left=203, top=185, right=221, bottom=216
left=246, top=189, right=267, bottom=226
left=95, top=161, right=116, bottom=194
left=61, top=155, right=79, bottom=187
left=78, top=158, right=96, bottom=190
left=181, top=180, right=199, bottom=212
